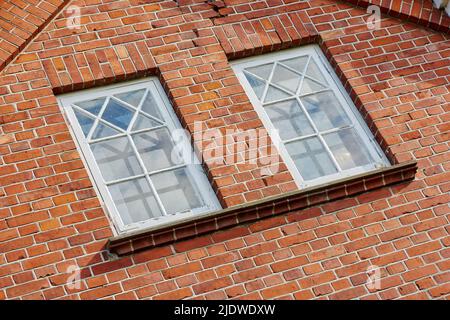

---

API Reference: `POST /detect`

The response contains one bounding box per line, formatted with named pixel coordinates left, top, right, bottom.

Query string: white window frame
left=57, top=78, right=221, bottom=234
left=232, top=45, right=390, bottom=188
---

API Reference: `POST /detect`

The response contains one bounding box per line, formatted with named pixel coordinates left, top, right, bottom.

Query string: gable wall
left=0, top=0, right=448, bottom=299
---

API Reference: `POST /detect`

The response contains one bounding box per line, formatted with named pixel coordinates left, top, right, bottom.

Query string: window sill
left=107, top=160, right=417, bottom=256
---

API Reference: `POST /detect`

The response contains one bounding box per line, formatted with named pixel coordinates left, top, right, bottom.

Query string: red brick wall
left=0, top=0, right=449, bottom=300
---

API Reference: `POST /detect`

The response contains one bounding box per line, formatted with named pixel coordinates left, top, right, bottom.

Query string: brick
left=403, top=265, right=438, bottom=282
left=233, top=266, right=271, bottom=283
left=271, top=256, right=309, bottom=272
left=154, top=287, right=193, bottom=300
left=429, top=283, right=450, bottom=298
left=329, top=286, right=367, bottom=300
left=261, top=282, right=299, bottom=299
left=309, top=246, right=346, bottom=262
left=162, top=262, right=202, bottom=279
left=193, top=277, right=233, bottom=295
left=80, top=284, right=122, bottom=300
left=22, top=252, right=63, bottom=270
left=92, top=258, right=133, bottom=275
left=201, top=252, right=238, bottom=269
left=380, top=227, right=415, bottom=242
left=406, top=241, right=442, bottom=257
left=6, top=279, right=50, bottom=298
left=122, top=273, right=162, bottom=291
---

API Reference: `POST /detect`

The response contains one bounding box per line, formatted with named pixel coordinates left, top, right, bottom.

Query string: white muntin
left=232, top=45, right=390, bottom=189
left=57, top=78, right=221, bottom=234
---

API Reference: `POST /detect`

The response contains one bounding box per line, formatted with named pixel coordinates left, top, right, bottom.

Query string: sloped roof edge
left=345, top=0, right=449, bottom=31
left=0, top=0, right=71, bottom=72
left=0, top=0, right=448, bottom=75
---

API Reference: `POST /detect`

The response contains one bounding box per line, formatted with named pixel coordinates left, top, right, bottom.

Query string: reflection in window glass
left=109, top=178, right=162, bottom=225
left=286, top=137, right=337, bottom=181
left=324, top=128, right=373, bottom=170
left=153, top=168, right=204, bottom=215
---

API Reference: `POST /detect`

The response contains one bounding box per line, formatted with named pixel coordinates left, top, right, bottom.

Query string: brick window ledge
left=107, top=161, right=417, bottom=256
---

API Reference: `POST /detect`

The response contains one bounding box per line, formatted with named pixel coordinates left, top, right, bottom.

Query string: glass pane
left=265, top=100, right=314, bottom=140
left=141, top=91, right=164, bottom=122
left=132, top=113, right=161, bottom=131
left=286, top=137, right=337, bottom=181
left=90, top=136, right=142, bottom=182
left=74, top=110, right=94, bottom=137
left=244, top=72, right=265, bottom=100
left=102, top=99, right=134, bottom=130
left=264, top=85, right=291, bottom=103
left=299, top=78, right=327, bottom=95
left=306, top=59, right=327, bottom=85
left=279, top=56, right=309, bottom=74
left=133, top=128, right=182, bottom=172
left=324, top=128, right=373, bottom=170
left=74, top=98, right=105, bottom=116
left=91, top=122, right=121, bottom=139
left=109, top=178, right=162, bottom=225
left=114, top=89, right=146, bottom=107
left=271, top=64, right=301, bottom=93
left=152, top=168, right=204, bottom=215
left=245, top=63, right=273, bottom=80
left=301, top=91, right=351, bottom=131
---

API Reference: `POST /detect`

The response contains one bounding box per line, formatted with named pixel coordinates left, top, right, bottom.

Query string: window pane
left=109, top=178, right=162, bottom=225
left=133, top=128, right=182, bottom=172
left=132, top=113, right=161, bottom=131
left=141, top=91, right=164, bottom=122
left=286, top=137, right=337, bottom=181
left=324, top=128, right=373, bottom=170
left=74, top=98, right=105, bottom=116
left=91, top=122, right=121, bottom=139
left=305, top=59, right=327, bottom=85
left=264, top=85, right=291, bottom=103
left=301, top=91, right=351, bottom=131
left=114, top=89, right=146, bottom=107
left=265, top=100, right=314, bottom=140
left=101, top=99, right=134, bottom=130
left=271, top=64, right=302, bottom=93
left=279, top=56, right=309, bottom=74
left=245, top=63, right=273, bottom=80
left=244, top=72, right=265, bottom=100
left=152, top=168, right=204, bottom=215
left=74, top=110, right=94, bottom=137
left=299, top=78, right=327, bottom=95
left=91, top=136, right=142, bottom=182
